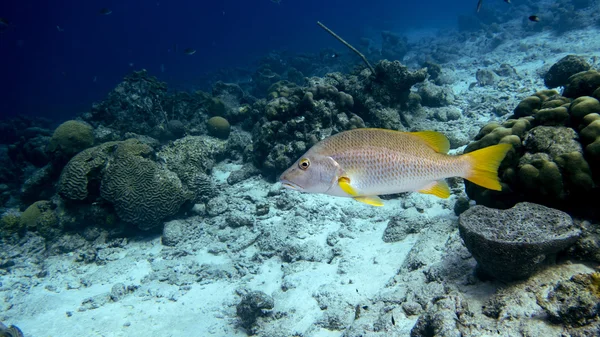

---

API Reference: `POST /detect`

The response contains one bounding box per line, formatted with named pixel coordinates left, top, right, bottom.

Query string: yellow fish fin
left=463, top=143, right=512, bottom=191
left=338, top=176, right=358, bottom=196
left=410, top=131, right=450, bottom=154
left=354, top=196, right=384, bottom=206
left=418, top=180, right=451, bottom=198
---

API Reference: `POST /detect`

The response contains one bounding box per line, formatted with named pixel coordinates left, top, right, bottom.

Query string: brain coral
left=99, top=140, right=192, bottom=230
left=58, top=141, right=120, bottom=201
left=48, top=120, right=95, bottom=157
left=58, top=139, right=193, bottom=230
left=465, top=87, right=600, bottom=217
left=156, top=136, right=225, bottom=203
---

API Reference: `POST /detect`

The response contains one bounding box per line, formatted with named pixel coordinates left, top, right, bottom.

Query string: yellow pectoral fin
left=338, top=176, right=358, bottom=196
left=354, top=196, right=384, bottom=206
left=418, top=180, right=451, bottom=199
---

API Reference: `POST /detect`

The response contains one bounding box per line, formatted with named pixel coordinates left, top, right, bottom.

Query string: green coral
left=564, top=70, right=600, bottom=98
left=466, top=90, right=598, bottom=214
left=569, top=96, right=600, bottom=121
left=207, top=116, right=231, bottom=139
left=20, top=200, right=60, bottom=239
left=0, top=211, right=24, bottom=236
left=48, top=120, right=95, bottom=157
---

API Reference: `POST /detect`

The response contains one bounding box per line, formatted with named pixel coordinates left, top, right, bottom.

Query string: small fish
left=529, top=15, right=540, bottom=22
left=128, top=62, right=134, bottom=67
left=280, top=128, right=511, bottom=206
left=477, top=0, right=483, bottom=12
left=331, top=53, right=338, bottom=58
left=93, top=76, right=97, bottom=82
left=160, top=64, right=165, bottom=72
left=99, top=8, right=113, bottom=15
left=184, top=48, right=196, bottom=55
left=56, top=25, right=64, bottom=32
left=504, top=0, right=510, bottom=3
left=271, top=0, right=282, bottom=4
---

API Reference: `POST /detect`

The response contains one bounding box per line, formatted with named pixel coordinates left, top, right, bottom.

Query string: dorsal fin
left=410, top=131, right=450, bottom=154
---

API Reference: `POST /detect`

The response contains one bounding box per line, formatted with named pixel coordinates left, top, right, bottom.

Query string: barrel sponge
left=57, top=141, right=120, bottom=201
left=48, top=120, right=95, bottom=157
left=207, top=116, right=231, bottom=139
left=100, top=141, right=192, bottom=230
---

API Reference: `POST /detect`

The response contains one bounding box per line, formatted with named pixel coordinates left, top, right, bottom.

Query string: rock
left=236, top=291, right=274, bottom=330
left=544, top=55, right=591, bottom=88
left=475, top=69, right=497, bottom=86
left=538, top=272, right=600, bottom=327
left=227, top=164, right=261, bottom=185
left=459, top=202, right=581, bottom=281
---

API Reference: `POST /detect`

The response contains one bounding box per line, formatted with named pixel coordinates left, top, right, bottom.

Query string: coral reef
left=465, top=84, right=600, bottom=216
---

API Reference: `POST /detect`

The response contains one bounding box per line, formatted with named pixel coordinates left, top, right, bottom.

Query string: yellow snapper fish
left=279, top=128, right=511, bottom=206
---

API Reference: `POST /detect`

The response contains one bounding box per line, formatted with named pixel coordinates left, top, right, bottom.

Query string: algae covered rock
left=459, top=202, right=580, bottom=281
left=544, top=55, right=591, bottom=88
left=48, top=120, right=94, bottom=157
left=538, top=272, right=600, bottom=326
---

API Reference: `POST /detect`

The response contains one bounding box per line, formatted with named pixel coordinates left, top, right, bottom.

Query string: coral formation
left=465, top=84, right=600, bottom=216
left=47, top=120, right=94, bottom=158
left=207, top=116, right=231, bottom=139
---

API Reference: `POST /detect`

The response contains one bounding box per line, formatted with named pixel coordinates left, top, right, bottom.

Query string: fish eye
left=298, top=158, right=310, bottom=170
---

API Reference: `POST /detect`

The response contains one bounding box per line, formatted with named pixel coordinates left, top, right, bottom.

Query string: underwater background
left=2, top=0, right=600, bottom=336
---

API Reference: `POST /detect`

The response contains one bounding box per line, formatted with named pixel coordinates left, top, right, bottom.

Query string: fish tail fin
left=462, top=143, right=512, bottom=191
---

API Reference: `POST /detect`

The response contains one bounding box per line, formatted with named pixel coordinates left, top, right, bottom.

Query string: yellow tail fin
left=463, top=143, right=512, bottom=191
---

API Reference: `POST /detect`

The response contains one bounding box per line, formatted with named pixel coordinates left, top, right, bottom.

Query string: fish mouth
left=280, top=180, right=302, bottom=190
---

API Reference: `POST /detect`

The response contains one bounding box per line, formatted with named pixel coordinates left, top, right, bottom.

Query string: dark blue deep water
left=1, top=0, right=472, bottom=121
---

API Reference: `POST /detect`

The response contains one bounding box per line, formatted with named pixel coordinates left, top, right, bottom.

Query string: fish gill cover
left=1, top=0, right=600, bottom=336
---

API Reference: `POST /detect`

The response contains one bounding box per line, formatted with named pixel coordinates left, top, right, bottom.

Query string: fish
left=331, top=53, right=338, bottom=58
left=529, top=15, right=540, bottom=22
left=56, top=25, right=64, bottom=32
left=99, top=8, right=113, bottom=15
left=477, top=0, right=483, bottom=12
left=504, top=0, right=510, bottom=3
left=0, top=322, right=24, bottom=337
left=279, top=128, right=511, bottom=206
left=184, top=48, right=196, bottom=55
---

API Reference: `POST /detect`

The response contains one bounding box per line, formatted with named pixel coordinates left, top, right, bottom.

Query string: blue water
left=0, top=0, right=474, bottom=121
